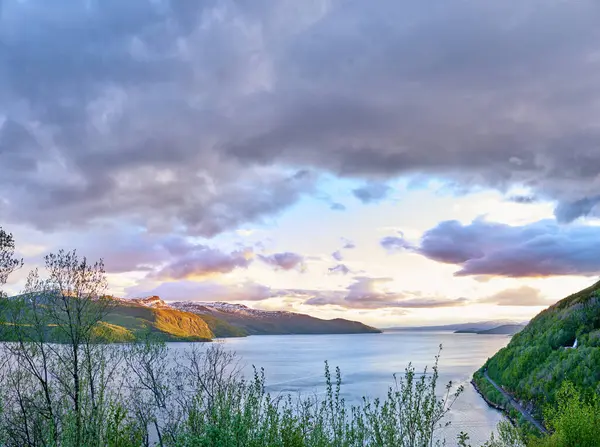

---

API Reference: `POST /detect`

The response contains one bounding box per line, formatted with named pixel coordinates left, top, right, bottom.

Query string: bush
left=529, top=382, right=600, bottom=447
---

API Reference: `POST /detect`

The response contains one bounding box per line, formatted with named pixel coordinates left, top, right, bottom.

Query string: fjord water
left=172, top=331, right=510, bottom=445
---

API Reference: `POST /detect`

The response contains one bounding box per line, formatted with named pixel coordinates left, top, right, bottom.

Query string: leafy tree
left=530, top=382, right=600, bottom=447
left=0, top=250, right=134, bottom=446
left=482, top=421, right=526, bottom=447
left=0, top=226, right=22, bottom=298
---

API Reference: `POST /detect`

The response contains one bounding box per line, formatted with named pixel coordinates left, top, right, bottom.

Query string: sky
left=2, top=0, right=600, bottom=327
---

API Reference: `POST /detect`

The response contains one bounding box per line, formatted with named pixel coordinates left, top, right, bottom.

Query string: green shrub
left=529, top=382, right=600, bottom=447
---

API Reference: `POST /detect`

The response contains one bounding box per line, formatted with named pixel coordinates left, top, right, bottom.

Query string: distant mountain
left=168, top=301, right=382, bottom=335
left=474, top=280, right=600, bottom=426
left=127, top=297, right=247, bottom=337
left=1, top=295, right=380, bottom=341
left=104, top=299, right=214, bottom=341
left=0, top=295, right=215, bottom=342
left=386, top=320, right=527, bottom=332
left=455, top=324, right=525, bottom=335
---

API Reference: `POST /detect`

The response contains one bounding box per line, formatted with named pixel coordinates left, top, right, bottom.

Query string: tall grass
left=166, top=345, right=463, bottom=447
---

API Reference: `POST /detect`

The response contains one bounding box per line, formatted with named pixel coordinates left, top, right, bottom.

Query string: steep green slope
left=475, top=280, right=600, bottom=423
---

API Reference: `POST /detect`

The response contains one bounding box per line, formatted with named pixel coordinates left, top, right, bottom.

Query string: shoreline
left=471, top=378, right=519, bottom=427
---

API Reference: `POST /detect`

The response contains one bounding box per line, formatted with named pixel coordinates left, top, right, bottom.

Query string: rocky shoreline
left=471, top=379, right=518, bottom=426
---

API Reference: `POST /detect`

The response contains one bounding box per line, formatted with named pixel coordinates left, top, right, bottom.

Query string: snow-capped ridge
left=130, top=295, right=170, bottom=308
left=170, top=301, right=294, bottom=319
left=119, top=296, right=293, bottom=318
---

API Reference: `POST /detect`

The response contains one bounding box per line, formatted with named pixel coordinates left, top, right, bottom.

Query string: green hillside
left=474, top=280, right=600, bottom=425
left=0, top=298, right=220, bottom=342
left=191, top=313, right=248, bottom=338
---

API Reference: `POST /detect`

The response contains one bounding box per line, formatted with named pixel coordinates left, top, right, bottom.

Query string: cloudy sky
left=2, top=0, right=600, bottom=327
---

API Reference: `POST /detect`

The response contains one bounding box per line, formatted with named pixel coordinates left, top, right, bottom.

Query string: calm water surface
left=169, top=330, right=510, bottom=445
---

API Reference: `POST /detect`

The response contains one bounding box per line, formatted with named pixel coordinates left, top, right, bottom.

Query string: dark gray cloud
left=509, top=195, right=539, bottom=205
left=479, top=286, right=549, bottom=307
left=352, top=182, right=391, bottom=204
left=86, top=232, right=172, bottom=274
left=0, top=0, right=317, bottom=236
left=258, top=252, right=305, bottom=271
left=281, top=277, right=468, bottom=309
left=554, top=196, right=600, bottom=223
left=31, top=228, right=255, bottom=277
left=2, top=0, right=600, bottom=237
left=411, top=219, right=600, bottom=277
left=331, top=250, right=343, bottom=261
left=16, top=227, right=188, bottom=274
left=328, top=264, right=351, bottom=275
left=152, top=246, right=252, bottom=280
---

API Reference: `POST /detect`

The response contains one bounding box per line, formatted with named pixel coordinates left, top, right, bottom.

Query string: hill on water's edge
left=477, top=324, right=526, bottom=335
left=455, top=324, right=526, bottom=335
left=473, top=279, right=600, bottom=427
left=0, top=295, right=380, bottom=342
left=123, top=297, right=381, bottom=337
left=386, top=320, right=527, bottom=332
left=167, top=300, right=382, bottom=335
left=102, top=300, right=215, bottom=341
left=0, top=296, right=215, bottom=342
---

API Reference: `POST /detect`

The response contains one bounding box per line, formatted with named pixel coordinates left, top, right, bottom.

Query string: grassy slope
left=0, top=298, right=217, bottom=342
left=474, top=280, right=600, bottom=423
left=102, top=302, right=215, bottom=341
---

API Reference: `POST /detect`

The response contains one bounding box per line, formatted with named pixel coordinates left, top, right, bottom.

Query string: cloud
left=352, top=182, right=391, bottom=204
left=479, top=286, right=549, bottom=307
left=21, top=228, right=192, bottom=274
left=2, top=0, right=600, bottom=237
left=330, top=203, right=346, bottom=211
left=341, top=238, right=356, bottom=250
left=509, top=195, right=539, bottom=204
left=380, top=234, right=413, bottom=252
left=129, top=280, right=272, bottom=302
left=152, top=246, right=253, bottom=280
left=258, top=252, right=305, bottom=271
left=554, top=196, right=600, bottom=223
left=331, top=238, right=356, bottom=262
left=411, top=218, right=600, bottom=277
left=280, top=277, right=468, bottom=309
left=328, top=264, right=351, bottom=275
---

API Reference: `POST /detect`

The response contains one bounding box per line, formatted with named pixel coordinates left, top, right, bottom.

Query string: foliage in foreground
left=529, top=381, right=600, bottom=447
